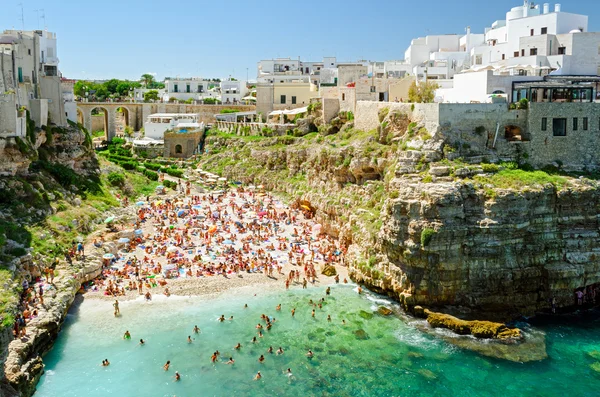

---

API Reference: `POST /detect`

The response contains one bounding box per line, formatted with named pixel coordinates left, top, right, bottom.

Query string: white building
left=0, top=29, right=66, bottom=138
left=61, top=78, right=77, bottom=123
left=220, top=79, right=248, bottom=104
left=161, top=78, right=218, bottom=102
left=134, top=88, right=166, bottom=102
left=143, top=113, right=201, bottom=140
left=437, top=1, right=600, bottom=103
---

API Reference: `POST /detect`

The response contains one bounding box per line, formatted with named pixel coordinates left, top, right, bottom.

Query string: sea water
left=36, top=284, right=600, bottom=397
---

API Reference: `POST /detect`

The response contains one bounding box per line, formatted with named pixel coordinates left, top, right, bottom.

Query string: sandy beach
left=82, top=180, right=349, bottom=303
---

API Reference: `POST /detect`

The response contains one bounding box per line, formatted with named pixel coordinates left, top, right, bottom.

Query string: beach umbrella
left=223, top=239, right=234, bottom=245
left=103, top=253, right=115, bottom=259
left=235, top=221, right=243, bottom=228
left=118, top=238, right=130, bottom=244
left=136, top=201, right=145, bottom=206
left=177, top=210, right=186, bottom=217
left=208, top=225, right=217, bottom=234
left=167, top=246, right=179, bottom=253
left=104, top=217, right=115, bottom=224
left=134, top=229, right=143, bottom=236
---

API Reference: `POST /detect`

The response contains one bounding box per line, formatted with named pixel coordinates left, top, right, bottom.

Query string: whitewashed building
left=161, top=78, right=219, bottom=102
left=220, top=79, right=248, bottom=104
left=0, top=29, right=66, bottom=138
left=143, top=113, right=201, bottom=140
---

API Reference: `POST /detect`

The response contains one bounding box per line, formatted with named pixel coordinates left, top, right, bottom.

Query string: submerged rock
left=418, top=369, right=438, bottom=380
left=353, top=329, right=370, bottom=340
left=588, top=351, right=600, bottom=360
left=358, top=310, right=374, bottom=320
left=424, top=309, right=522, bottom=340
left=590, top=362, right=600, bottom=373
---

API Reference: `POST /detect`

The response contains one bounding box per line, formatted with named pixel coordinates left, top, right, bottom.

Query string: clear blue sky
left=1, top=0, right=598, bottom=81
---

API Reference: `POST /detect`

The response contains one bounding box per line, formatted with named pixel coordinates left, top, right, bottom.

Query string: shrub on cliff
left=143, top=169, right=158, bottom=181
left=107, top=172, right=125, bottom=187
left=421, top=228, right=436, bottom=247
left=163, top=180, right=178, bottom=189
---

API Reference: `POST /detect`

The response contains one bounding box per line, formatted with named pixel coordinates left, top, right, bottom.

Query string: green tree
left=94, top=86, right=109, bottom=101
left=140, top=74, right=155, bottom=88
left=144, top=90, right=160, bottom=102
left=408, top=81, right=440, bottom=103
left=123, top=125, right=134, bottom=137
left=104, top=79, right=120, bottom=94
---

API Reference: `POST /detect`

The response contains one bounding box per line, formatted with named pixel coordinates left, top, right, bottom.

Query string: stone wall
left=164, top=130, right=204, bottom=158
left=322, top=98, right=340, bottom=123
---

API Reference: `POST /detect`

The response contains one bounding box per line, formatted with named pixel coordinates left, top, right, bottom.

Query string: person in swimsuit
left=139, top=339, right=145, bottom=345
left=276, top=347, right=284, bottom=355
left=234, top=343, right=241, bottom=350
left=187, top=335, right=193, bottom=343
left=306, top=350, right=314, bottom=358
left=163, top=361, right=170, bottom=371
left=193, top=325, right=200, bottom=334
left=254, top=371, right=262, bottom=380
left=258, top=355, right=265, bottom=363
left=174, top=371, right=181, bottom=381
left=123, top=330, right=131, bottom=339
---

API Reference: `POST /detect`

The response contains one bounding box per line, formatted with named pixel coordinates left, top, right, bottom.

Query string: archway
left=90, top=107, right=109, bottom=142
left=116, top=106, right=130, bottom=137
left=175, top=144, right=183, bottom=154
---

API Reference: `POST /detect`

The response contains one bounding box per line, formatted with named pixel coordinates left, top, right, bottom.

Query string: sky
left=1, top=0, right=599, bottom=82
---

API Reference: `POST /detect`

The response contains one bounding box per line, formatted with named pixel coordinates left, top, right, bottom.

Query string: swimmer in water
left=123, top=330, right=131, bottom=339
left=254, top=371, right=262, bottom=380
left=101, top=359, right=110, bottom=366
left=193, top=325, right=200, bottom=334
left=306, top=350, right=314, bottom=358
left=244, top=304, right=248, bottom=309
left=211, top=353, right=218, bottom=363
left=226, top=357, right=235, bottom=365
left=267, top=346, right=274, bottom=354
left=219, top=315, right=225, bottom=322
left=276, top=304, right=281, bottom=311
left=139, top=339, right=145, bottom=345
left=187, top=335, right=193, bottom=343
left=276, top=347, right=284, bottom=355
left=229, top=316, right=234, bottom=320
left=234, top=343, right=241, bottom=350
left=174, top=371, right=180, bottom=381
left=258, top=331, right=263, bottom=338
left=291, top=308, right=295, bottom=317
left=256, top=323, right=263, bottom=329
left=327, top=314, right=331, bottom=322
left=357, top=285, right=363, bottom=294
left=251, top=336, right=257, bottom=343
left=286, top=368, right=293, bottom=377
left=258, top=355, right=265, bottom=363
left=311, top=309, right=315, bottom=318
left=342, top=319, right=346, bottom=325
left=163, top=361, right=170, bottom=371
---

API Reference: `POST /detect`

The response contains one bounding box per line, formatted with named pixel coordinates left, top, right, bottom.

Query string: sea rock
left=353, top=329, right=369, bottom=340
left=588, top=351, right=600, bottom=360
left=358, top=310, right=374, bottom=320
left=377, top=306, right=393, bottom=316
left=418, top=369, right=437, bottom=380
left=424, top=309, right=522, bottom=339
left=591, top=362, right=600, bottom=373
left=321, top=265, right=337, bottom=277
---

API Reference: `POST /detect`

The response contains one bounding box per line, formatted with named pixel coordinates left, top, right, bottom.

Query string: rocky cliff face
left=351, top=178, right=600, bottom=317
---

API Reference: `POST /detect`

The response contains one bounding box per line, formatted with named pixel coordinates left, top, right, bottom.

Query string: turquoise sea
left=36, top=284, right=600, bottom=397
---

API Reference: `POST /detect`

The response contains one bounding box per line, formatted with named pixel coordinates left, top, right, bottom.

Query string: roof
left=269, top=106, right=308, bottom=116
left=175, top=122, right=203, bottom=128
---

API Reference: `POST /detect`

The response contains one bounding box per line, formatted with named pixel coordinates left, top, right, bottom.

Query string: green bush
left=143, top=169, right=158, bottom=181
left=421, top=228, right=436, bottom=247
left=136, top=166, right=146, bottom=173
left=481, top=163, right=499, bottom=173
left=166, top=168, right=184, bottom=178
left=144, top=162, right=163, bottom=171
left=220, top=109, right=238, bottom=114
left=111, top=137, right=126, bottom=145
left=107, top=172, right=125, bottom=187
left=163, top=180, right=178, bottom=189
left=120, top=161, right=137, bottom=170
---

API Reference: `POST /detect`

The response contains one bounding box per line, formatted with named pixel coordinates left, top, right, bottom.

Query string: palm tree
left=140, top=74, right=155, bottom=88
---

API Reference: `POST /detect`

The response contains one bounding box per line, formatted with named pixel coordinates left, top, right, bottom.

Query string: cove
left=36, top=285, right=600, bottom=397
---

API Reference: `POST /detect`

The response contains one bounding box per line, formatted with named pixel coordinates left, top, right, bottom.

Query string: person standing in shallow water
left=113, top=300, right=120, bottom=317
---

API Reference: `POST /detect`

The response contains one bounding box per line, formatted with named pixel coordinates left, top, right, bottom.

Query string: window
left=573, top=118, right=578, bottom=131
left=175, top=144, right=182, bottom=154
left=530, top=48, right=537, bottom=56
left=558, top=47, right=566, bottom=55
left=291, top=96, right=297, bottom=104
left=541, top=27, right=548, bottom=35
left=514, top=51, right=519, bottom=57
left=28, top=49, right=31, bottom=55
left=530, top=28, right=534, bottom=36
left=475, top=55, right=483, bottom=65
left=541, top=118, right=547, bottom=131
left=553, top=118, right=567, bottom=136
left=521, top=49, right=525, bottom=56
left=186, top=85, right=190, bottom=93
left=174, top=84, right=178, bottom=93
left=583, top=117, right=588, bottom=131
left=342, top=93, right=346, bottom=101
left=280, top=95, right=286, bottom=104
left=502, top=54, right=505, bottom=60
left=198, top=85, right=203, bottom=93
left=370, top=86, right=376, bottom=93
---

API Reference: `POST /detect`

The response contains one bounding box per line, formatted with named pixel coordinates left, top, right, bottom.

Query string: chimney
left=543, top=3, right=549, bottom=13
left=555, top=3, right=561, bottom=12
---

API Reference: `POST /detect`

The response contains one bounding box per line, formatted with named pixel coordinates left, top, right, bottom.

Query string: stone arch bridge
left=77, top=102, right=255, bottom=141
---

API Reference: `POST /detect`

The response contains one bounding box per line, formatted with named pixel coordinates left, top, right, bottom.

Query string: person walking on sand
left=113, top=300, right=120, bottom=317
